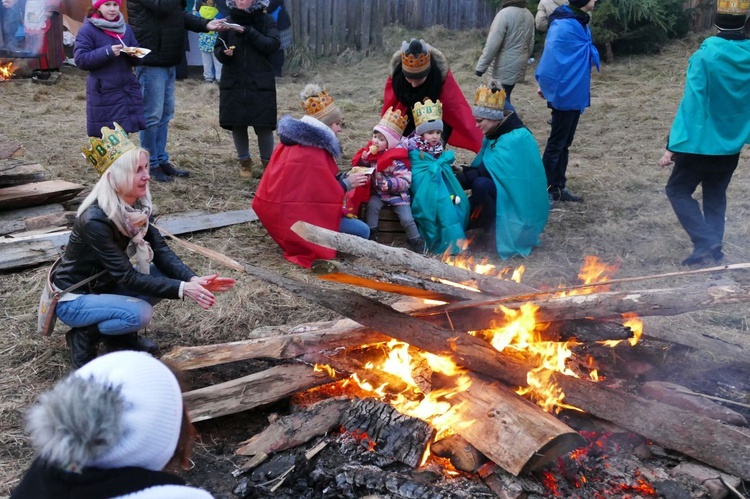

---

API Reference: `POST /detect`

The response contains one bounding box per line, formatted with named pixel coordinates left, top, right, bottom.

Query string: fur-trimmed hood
left=277, top=115, right=342, bottom=159
left=388, top=45, right=450, bottom=82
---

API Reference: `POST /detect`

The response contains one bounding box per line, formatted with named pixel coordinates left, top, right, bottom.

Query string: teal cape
left=471, top=128, right=549, bottom=259
left=668, top=37, right=750, bottom=155
left=409, top=149, right=470, bottom=255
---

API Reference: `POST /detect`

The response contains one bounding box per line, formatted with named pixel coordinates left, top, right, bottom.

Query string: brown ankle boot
left=253, top=158, right=270, bottom=179
left=239, top=157, right=253, bottom=179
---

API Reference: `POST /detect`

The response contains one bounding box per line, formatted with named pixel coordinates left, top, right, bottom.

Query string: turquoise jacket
left=668, top=36, right=750, bottom=155
left=409, top=149, right=469, bottom=255
left=471, top=126, right=549, bottom=259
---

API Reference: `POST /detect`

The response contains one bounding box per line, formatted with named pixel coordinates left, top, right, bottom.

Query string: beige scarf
left=121, top=205, right=154, bottom=274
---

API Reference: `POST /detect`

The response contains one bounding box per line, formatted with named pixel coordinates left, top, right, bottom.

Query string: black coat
left=215, top=8, right=280, bottom=129
left=53, top=203, right=196, bottom=299
left=127, top=0, right=209, bottom=67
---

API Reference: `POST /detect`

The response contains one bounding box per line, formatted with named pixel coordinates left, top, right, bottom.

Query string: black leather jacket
left=53, top=203, right=196, bottom=298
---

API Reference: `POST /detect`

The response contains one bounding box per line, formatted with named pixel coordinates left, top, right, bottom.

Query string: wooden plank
left=184, top=363, right=339, bottom=422
left=310, top=0, right=319, bottom=54
left=321, top=0, right=332, bottom=56
left=0, top=160, right=48, bottom=187
left=290, top=0, right=300, bottom=49
left=0, top=209, right=258, bottom=270
left=332, top=0, right=346, bottom=52
left=0, top=180, right=84, bottom=210
left=0, top=204, right=64, bottom=236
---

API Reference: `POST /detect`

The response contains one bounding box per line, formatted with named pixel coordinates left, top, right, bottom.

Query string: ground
left=1, top=25, right=749, bottom=497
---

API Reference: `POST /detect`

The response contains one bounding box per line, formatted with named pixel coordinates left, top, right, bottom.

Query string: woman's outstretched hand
left=183, top=275, right=235, bottom=309
left=200, top=274, right=236, bottom=292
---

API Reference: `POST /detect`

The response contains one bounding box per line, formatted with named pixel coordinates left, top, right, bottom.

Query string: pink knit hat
left=93, top=0, right=121, bottom=11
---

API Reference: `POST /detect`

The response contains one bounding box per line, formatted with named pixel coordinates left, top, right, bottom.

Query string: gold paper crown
left=81, top=123, right=137, bottom=175
left=717, top=0, right=750, bottom=14
left=378, top=106, right=409, bottom=136
left=412, top=99, right=443, bottom=129
left=474, top=85, right=506, bottom=111
left=301, top=87, right=338, bottom=122
left=402, top=51, right=431, bottom=74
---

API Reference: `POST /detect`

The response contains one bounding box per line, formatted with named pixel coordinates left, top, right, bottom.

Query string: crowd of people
left=14, top=0, right=750, bottom=496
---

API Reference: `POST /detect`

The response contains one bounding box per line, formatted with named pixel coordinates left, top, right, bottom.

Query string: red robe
left=252, top=142, right=344, bottom=268
left=382, top=71, right=483, bottom=154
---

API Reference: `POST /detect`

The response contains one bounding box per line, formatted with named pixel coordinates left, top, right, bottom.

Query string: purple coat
left=74, top=20, right=146, bottom=137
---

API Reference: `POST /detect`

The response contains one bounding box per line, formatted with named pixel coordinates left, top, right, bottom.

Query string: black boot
left=368, top=227, right=379, bottom=241
left=65, top=326, right=102, bottom=369
left=160, top=162, right=190, bottom=178
left=103, top=332, right=159, bottom=354
left=407, top=236, right=426, bottom=254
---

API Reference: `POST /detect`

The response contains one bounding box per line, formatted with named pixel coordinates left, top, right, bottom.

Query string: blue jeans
left=542, top=108, right=581, bottom=190
left=665, top=152, right=739, bottom=252
left=55, top=265, right=166, bottom=336
left=340, top=216, right=370, bottom=239
left=136, top=66, right=176, bottom=168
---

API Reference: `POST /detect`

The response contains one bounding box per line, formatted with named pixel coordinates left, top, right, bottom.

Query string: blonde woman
left=53, top=125, right=234, bottom=368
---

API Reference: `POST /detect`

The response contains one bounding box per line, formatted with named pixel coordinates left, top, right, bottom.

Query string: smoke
left=0, top=0, right=47, bottom=56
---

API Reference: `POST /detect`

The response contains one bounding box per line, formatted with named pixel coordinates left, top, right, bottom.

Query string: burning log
left=311, top=259, right=479, bottom=302
left=413, top=279, right=750, bottom=330
left=341, top=398, right=435, bottom=468
left=184, top=363, right=341, bottom=422
left=241, top=263, right=750, bottom=480
left=291, top=221, right=535, bottom=297
left=163, top=319, right=391, bottom=371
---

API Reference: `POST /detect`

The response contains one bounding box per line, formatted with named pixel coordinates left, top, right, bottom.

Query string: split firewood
left=478, top=462, right=548, bottom=498
left=430, top=434, right=488, bottom=473
left=184, top=363, right=341, bottom=422
left=234, top=397, right=351, bottom=474
left=311, top=259, right=478, bottom=302
left=291, top=221, right=535, bottom=297
left=241, top=263, right=750, bottom=480
left=0, top=180, right=84, bottom=210
left=640, top=381, right=747, bottom=426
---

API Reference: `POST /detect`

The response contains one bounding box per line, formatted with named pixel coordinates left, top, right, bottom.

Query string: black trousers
left=665, top=152, right=739, bottom=252
left=542, top=108, right=581, bottom=190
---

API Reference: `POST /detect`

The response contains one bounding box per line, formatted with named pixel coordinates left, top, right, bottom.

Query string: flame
left=314, top=363, right=337, bottom=378
left=556, top=256, right=620, bottom=297
left=622, top=313, right=643, bottom=346
left=0, top=62, right=16, bottom=81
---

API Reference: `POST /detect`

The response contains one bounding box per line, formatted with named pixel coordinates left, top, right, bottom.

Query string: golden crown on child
left=301, top=87, right=337, bottom=120
left=82, top=123, right=137, bottom=175
left=412, top=99, right=443, bottom=128
left=717, top=0, right=749, bottom=14
left=379, top=106, right=410, bottom=135
left=474, top=85, right=506, bottom=111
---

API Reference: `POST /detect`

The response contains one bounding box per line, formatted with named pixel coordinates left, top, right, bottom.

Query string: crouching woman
left=52, top=124, right=235, bottom=368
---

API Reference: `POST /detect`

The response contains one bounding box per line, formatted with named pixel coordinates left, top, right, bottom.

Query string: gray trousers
left=366, top=196, right=420, bottom=240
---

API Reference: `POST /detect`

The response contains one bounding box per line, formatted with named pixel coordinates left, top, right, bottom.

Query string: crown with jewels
left=400, top=39, right=431, bottom=77
left=378, top=106, right=409, bottom=137
left=474, top=85, right=506, bottom=111
left=717, top=0, right=750, bottom=14
left=301, top=87, right=339, bottom=122
left=81, top=123, right=137, bottom=175
left=413, top=99, right=443, bottom=129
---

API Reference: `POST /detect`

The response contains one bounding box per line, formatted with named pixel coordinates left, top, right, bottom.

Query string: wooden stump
left=375, top=205, right=406, bottom=245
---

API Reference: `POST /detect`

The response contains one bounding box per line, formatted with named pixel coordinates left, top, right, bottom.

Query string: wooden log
left=241, top=263, right=750, bottom=479
left=311, top=259, right=474, bottom=303
left=184, top=363, right=341, bottom=422
left=163, top=319, right=391, bottom=370
left=341, top=398, right=434, bottom=468
left=235, top=397, right=351, bottom=457
left=0, top=160, right=47, bottom=186
left=291, top=221, right=535, bottom=297
left=312, top=348, right=583, bottom=476
left=0, top=180, right=84, bottom=210
left=413, top=280, right=750, bottom=330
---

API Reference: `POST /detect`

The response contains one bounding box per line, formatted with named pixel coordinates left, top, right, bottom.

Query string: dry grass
left=1, top=26, right=749, bottom=494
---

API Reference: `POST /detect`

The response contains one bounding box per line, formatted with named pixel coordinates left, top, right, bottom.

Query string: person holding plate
left=51, top=124, right=236, bottom=369
left=74, top=0, right=145, bottom=137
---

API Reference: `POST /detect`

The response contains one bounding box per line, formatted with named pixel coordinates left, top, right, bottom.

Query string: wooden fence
left=286, top=0, right=496, bottom=56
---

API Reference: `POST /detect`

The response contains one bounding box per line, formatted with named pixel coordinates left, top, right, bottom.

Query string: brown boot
left=253, top=158, right=270, bottom=179
left=239, top=157, right=253, bottom=179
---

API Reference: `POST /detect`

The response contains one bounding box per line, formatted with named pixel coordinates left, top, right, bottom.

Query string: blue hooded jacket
left=535, top=5, right=600, bottom=112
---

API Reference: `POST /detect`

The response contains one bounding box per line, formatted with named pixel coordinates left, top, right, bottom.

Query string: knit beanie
left=25, top=351, right=183, bottom=473
left=300, top=84, right=343, bottom=126
left=93, top=0, right=121, bottom=10
left=400, top=39, right=431, bottom=80
left=569, top=0, right=590, bottom=8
